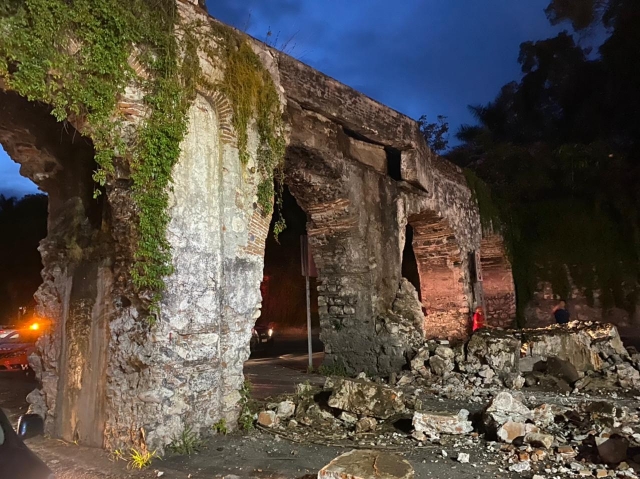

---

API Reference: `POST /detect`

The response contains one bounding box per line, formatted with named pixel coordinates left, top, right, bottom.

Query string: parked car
left=0, top=324, right=17, bottom=339
left=0, top=329, right=39, bottom=376
left=0, top=408, right=52, bottom=479
left=250, top=322, right=275, bottom=352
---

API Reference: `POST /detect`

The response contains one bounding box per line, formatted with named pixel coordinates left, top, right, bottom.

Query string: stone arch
left=0, top=88, right=112, bottom=447
left=408, top=210, right=470, bottom=340
left=480, top=233, right=516, bottom=328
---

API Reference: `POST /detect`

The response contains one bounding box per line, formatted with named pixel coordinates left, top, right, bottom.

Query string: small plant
left=238, top=379, right=255, bottom=432
left=306, top=365, right=315, bottom=374
left=213, top=419, right=228, bottom=435
left=109, top=449, right=125, bottom=462
left=169, top=426, right=202, bottom=456
left=318, top=361, right=348, bottom=377
left=128, top=448, right=158, bottom=470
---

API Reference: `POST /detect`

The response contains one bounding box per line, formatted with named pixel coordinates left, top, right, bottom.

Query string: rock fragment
left=318, top=449, right=414, bottom=479
left=257, top=411, right=278, bottom=428
left=327, top=378, right=405, bottom=419
left=412, top=410, right=473, bottom=438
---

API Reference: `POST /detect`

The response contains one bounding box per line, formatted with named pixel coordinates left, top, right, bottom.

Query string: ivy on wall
left=0, top=0, right=286, bottom=319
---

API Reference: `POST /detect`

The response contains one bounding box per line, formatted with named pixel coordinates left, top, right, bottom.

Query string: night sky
left=0, top=0, right=563, bottom=197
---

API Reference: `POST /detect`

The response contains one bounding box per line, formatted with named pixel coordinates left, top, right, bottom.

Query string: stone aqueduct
left=1, top=0, right=515, bottom=450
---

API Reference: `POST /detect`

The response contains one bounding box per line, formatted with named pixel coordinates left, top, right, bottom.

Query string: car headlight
left=267, top=328, right=273, bottom=337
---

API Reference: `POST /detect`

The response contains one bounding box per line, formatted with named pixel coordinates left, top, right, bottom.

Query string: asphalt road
left=245, top=336, right=326, bottom=399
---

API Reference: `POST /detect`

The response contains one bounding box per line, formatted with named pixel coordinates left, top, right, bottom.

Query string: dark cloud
left=207, top=0, right=560, bottom=134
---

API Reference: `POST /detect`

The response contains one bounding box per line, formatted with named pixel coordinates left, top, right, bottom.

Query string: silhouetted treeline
left=0, top=194, right=47, bottom=323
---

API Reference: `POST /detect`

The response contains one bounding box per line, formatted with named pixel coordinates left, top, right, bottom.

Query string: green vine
left=463, top=168, right=502, bottom=234
left=207, top=29, right=286, bottom=236
left=0, top=2, right=286, bottom=319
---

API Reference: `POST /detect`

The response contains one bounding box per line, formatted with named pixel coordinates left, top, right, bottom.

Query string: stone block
left=327, top=378, right=405, bottom=419
left=412, top=409, right=473, bottom=438
left=348, top=137, right=387, bottom=173
left=318, top=449, right=414, bottom=479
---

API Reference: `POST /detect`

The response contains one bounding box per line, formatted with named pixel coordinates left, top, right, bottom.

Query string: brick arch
left=408, top=210, right=470, bottom=340
left=196, top=88, right=236, bottom=146
left=480, top=233, right=516, bottom=328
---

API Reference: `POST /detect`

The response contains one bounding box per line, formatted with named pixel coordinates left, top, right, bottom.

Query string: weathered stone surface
left=521, top=322, right=628, bottom=372
left=467, top=329, right=520, bottom=373
left=347, top=137, right=387, bottom=173
left=524, top=432, right=554, bottom=449
left=483, top=392, right=532, bottom=436
left=543, top=357, right=580, bottom=384
left=497, top=421, right=538, bottom=443
left=429, top=355, right=455, bottom=376
left=355, top=417, right=377, bottom=434
left=318, top=450, right=414, bottom=479
left=480, top=234, right=516, bottom=329
left=412, top=410, right=473, bottom=438
left=276, top=400, right=296, bottom=419
left=327, top=378, right=405, bottom=419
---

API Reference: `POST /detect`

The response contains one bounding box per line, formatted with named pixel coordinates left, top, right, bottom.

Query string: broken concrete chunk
left=412, top=409, right=473, bottom=438
left=339, top=411, right=358, bottom=424
left=429, top=355, right=455, bottom=376
left=532, top=403, right=568, bottom=427
left=484, top=391, right=532, bottom=426
left=276, top=400, right=296, bottom=419
left=497, top=421, right=538, bottom=443
left=467, top=330, right=520, bottom=373
left=327, top=378, right=405, bottom=419
left=435, top=345, right=455, bottom=360
left=524, top=432, right=554, bottom=449
left=318, top=449, right=414, bottom=479
left=355, top=416, right=377, bottom=434
left=457, top=452, right=470, bottom=463
left=616, top=363, right=640, bottom=390
left=257, top=410, right=278, bottom=428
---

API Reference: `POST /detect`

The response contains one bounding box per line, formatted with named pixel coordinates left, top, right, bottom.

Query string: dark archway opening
left=253, top=185, right=323, bottom=362
left=402, top=224, right=422, bottom=302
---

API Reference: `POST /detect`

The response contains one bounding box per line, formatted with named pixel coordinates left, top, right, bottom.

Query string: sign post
left=300, top=235, right=317, bottom=369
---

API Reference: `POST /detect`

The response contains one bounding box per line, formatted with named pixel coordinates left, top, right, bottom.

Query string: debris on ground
left=254, top=323, right=640, bottom=478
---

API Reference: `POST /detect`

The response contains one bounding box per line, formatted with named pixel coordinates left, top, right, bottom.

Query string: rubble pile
left=255, top=323, right=640, bottom=477
left=393, top=322, right=640, bottom=400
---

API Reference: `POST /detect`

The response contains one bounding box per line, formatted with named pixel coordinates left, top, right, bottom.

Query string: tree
left=418, top=115, right=449, bottom=153
left=447, top=0, right=640, bottom=322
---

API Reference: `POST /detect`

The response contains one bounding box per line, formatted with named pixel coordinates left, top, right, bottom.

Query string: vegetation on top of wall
left=462, top=168, right=503, bottom=235
left=205, top=24, right=287, bottom=236
left=0, top=2, right=287, bottom=318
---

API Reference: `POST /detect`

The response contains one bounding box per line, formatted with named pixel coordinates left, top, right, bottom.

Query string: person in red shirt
left=472, top=306, right=485, bottom=332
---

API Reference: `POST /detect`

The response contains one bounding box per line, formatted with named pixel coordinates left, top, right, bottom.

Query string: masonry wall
left=480, top=234, right=516, bottom=329
left=10, top=0, right=491, bottom=452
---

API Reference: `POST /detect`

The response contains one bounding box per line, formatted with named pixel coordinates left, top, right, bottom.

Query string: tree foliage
left=447, top=0, right=640, bottom=322
left=418, top=115, right=449, bottom=153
